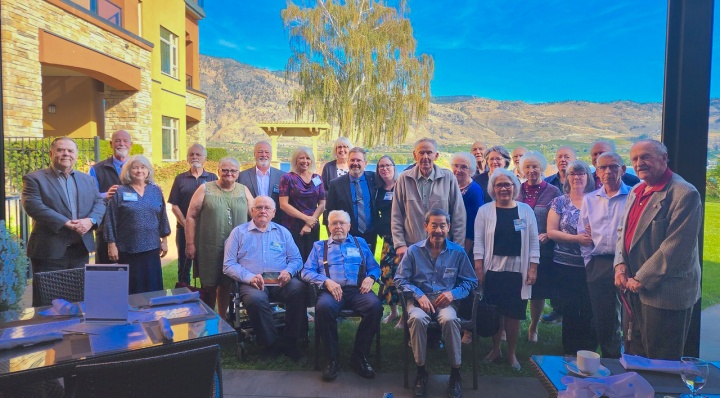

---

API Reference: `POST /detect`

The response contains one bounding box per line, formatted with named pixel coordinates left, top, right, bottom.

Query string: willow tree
left=282, top=0, right=434, bottom=147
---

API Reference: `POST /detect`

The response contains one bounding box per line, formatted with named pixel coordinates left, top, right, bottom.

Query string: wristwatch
left=90, top=217, right=97, bottom=225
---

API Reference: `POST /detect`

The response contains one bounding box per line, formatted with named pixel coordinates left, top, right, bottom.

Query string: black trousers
left=558, top=264, right=597, bottom=355
left=586, top=255, right=621, bottom=358
left=316, top=287, right=382, bottom=359
left=95, top=230, right=111, bottom=265
left=175, top=225, right=192, bottom=284
left=623, top=291, right=694, bottom=360
left=31, top=242, right=88, bottom=306
left=238, top=278, right=307, bottom=347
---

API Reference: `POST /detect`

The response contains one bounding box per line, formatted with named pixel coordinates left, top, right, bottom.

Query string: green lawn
left=159, top=203, right=720, bottom=376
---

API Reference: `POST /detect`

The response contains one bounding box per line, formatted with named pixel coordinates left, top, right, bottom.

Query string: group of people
left=22, top=132, right=702, bottom=398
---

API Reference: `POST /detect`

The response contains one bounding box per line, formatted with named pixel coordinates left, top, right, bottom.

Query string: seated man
left=223, top=196, right=306, bottom=362
left=301, top=210, right=383, bottom=381
left=394, top=208, right=478, bottom=398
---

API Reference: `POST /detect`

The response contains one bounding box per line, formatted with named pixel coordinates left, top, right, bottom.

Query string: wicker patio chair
left=33, top=268, right=85, bottom=307
left=69, top=344, right=221, bottom=398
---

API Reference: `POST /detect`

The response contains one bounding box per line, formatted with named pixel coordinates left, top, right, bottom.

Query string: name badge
left=269, top=241, right=283, bottom=252
left=273, top=184, right=280, bottom=194
left=384, top=191, right=393, bottom=200
left=346, top=247, right=361, bottom=258
left=443, top=268, right=457, bottom=278
left=514, top=219, right=526, bottom=231
left=123, top=192, right=139, bottom=202
left=311, top=176, right=322, bottom=186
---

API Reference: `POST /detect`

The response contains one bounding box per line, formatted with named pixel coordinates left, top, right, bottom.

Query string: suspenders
left=322, top=236, right=367, bottom=286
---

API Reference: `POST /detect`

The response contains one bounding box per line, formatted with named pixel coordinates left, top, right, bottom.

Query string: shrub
left=206, top=147, right=228, bottom=161
left=0, top=224, right=29, bottom=312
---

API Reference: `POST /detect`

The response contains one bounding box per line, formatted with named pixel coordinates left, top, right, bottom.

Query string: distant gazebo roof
left=256, top=122, right=332, bottom=169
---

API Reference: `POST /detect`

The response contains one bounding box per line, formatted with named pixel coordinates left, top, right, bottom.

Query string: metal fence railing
left=4, top=136, right=100, bottom=248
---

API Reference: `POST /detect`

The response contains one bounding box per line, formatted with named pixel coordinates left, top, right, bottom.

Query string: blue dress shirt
left=301, top=235, right=380, bottom=287
left=349, top=173, right=373, bottom=231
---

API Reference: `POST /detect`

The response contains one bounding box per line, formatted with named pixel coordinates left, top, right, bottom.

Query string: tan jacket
left=391, top=165, right=466, bottom=248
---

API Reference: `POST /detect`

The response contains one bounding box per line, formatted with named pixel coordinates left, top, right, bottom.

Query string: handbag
left=475, top=294, right=500, bottom=338
left=175, top=259, right=207, bottom=302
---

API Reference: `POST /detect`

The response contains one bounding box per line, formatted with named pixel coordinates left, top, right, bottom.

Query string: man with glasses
left=324, top=147, right=378, bottom=253
left=90, top=130, right=132, bottom=264
left=577, top=152, right=630, bottom=359
left=238, top=141, right=286, bottom=224
left=223, top=196, right=306, bottom=362
left=168, top=144, right=218, bottom=284
left=589, top=141, right=640, bottom=188
left=302, top=210, right=382, bottom=381
left=393, top=138, right=466, bottom=260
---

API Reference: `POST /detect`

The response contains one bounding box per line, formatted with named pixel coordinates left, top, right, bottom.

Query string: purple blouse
left=279, top=172, right=326, bottom=234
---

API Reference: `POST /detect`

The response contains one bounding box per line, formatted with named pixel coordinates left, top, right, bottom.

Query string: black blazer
left=237, top=166, right=286, bottom=223
left=21, top=167, right=106, bottom=260
left=324, top=171, right=378, bottom=236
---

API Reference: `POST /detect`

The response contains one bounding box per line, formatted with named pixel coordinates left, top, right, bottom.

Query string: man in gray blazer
left=237, top=140, right=286, bottom=224
left=21, top=137, right=105, bottom=305
left=614, top=139, right=701, bottom=360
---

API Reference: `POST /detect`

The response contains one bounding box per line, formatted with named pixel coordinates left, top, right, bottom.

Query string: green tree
left=282, top=0, right=434, bottom=147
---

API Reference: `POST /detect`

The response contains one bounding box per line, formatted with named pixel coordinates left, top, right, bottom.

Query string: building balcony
left=69, top=0, right=122, bottom=27
left=185, top=0, right=205, bottom=19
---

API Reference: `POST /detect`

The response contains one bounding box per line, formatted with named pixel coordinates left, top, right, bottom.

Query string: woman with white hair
left=474, top=168, right=539, bottom=371
left=517, top=151, right=562, bottom=343
left=105, top=155, right=171, bottom=294
left=280, top=147, right=326, bottom=262
left=320, top=137, right=353, bottom=189
left=547, top=160, right=596, bottom=355
left=185, top=157, right=253, bottom=319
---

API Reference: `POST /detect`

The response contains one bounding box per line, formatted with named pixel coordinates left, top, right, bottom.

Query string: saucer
left=565, top=360, right=611, bottom=378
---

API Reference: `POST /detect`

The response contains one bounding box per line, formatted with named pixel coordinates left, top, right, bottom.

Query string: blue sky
left=200, top=1, right=719, bottom=103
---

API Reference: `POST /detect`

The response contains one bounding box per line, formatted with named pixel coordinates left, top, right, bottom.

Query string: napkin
left=0, top=332, right=64, bottom=350
left=148, top=291, right=200, bottom=307
left=559, top=372, right=654, bottom=398
left=38, top=299, right=80, bottom=316
left=619, top=354, right=693, bottom=374
left=159, top=317, right=174, bottom=341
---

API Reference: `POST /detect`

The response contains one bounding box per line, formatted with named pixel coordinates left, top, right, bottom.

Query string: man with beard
left=238, top=140, right=286, bottom=223
left=577, top=152, right=630, bottom=359
left=614, top=139, right=701, bottom=359
left=324, top=147, right=378, bottom=253
left=168, top=144, right=218, bottom=284
left=394, top=209, right=477, bottom=398
left=392, top=138, right=466, bottom=260
left=90, top=130, right=132, bottom=264
left=544, top=146, right=577, bottom=192
left=302, top=210, right=382, bottom=381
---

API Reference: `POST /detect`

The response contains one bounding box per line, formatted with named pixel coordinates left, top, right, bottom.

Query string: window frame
left=160, top=27, right=179, bottom=78
left=161, top=116, right=179, bottom=161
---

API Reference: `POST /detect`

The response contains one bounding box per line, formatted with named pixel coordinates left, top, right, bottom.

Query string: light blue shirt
left=394, top=238, right=477, bottom=301
left=578, top=182, right=631, bottom=265
left=223, top=221, right=303, bottom=284
left=255, top=167, right=270, bottom=197
left=301, top=235, right=380, bottom=287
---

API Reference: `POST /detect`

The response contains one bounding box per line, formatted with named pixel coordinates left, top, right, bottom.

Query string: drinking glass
left=680, top=357, right=709, bottom=397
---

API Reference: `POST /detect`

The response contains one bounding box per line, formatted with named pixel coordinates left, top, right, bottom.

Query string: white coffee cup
left=577, top=350, right=601, bottom=374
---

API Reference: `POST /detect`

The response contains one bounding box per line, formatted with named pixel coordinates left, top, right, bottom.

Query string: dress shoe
left=350, top=354, right=375, bottom=378
left=447, top=373, right=463, bottom=398
left=413, top=370, right=428, bottom=397
left=322, top=358, right=339, bottom=381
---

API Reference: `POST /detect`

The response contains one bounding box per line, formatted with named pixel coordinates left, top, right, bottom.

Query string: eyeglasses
left=597, top=164, right=621, bottom=172
left=494, top=182, right=513, bottom=189
left=452, top=163, right=470, bottom=170
left=488, top=157, right=505, bottom=162
left=253, top=206, right=274, bottom=211
left=220, top=169, right=239, bottom=175
left=377, top=164, right=394, bottom=169
left=569, top=172, right=587, bottom=178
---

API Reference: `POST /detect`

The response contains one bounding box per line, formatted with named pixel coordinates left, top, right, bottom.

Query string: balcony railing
left=70, top=0, right=122, bottom=27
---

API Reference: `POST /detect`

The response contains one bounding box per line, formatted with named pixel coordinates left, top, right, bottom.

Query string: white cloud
left=218, top=39, right=239, bottom=49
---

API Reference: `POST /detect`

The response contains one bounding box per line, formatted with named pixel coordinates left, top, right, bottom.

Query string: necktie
left=354, top=179, right=366, bottom=233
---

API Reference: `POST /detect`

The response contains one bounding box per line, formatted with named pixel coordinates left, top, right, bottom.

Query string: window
left=160, top=27, right=178, bottom=78
left=162, top=116, right=179, bottom=160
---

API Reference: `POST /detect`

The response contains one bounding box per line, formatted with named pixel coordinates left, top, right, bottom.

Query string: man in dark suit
left=237, top=140, right=286, bottom=224
left=89, top=130, right=132, bottom=264
left=21, top=137, right=105, bottom=306
left=324, top=147, right=378, bottom=253
left=590, top=141, right=640, bottom=188
left=614, top=139, right=701, bottom=360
